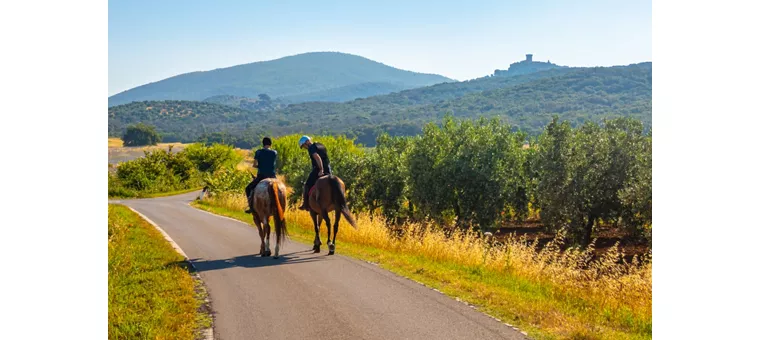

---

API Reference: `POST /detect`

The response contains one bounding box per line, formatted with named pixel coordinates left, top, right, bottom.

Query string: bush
left=123, top=123, right=161, bottom=146
left=272, top=134, right=365, bottom=205
left=356, top=133, right=412, bottom=223
left=183, top=143, right=242, bottom=173
left=406, top=116, right=529, bottom=229
left=109, top=143, right=241, bottom=197
left=534, top=116, right=651, bottom=245
left=202, top=167, right=250, bottom=195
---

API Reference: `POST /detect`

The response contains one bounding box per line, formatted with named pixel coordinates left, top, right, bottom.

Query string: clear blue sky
left=108, top=0, right=651, bottom=96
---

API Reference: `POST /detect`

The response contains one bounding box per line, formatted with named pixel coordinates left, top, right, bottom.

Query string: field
left=108, top=138, right=191, bottom=164
left=108, top=204, right=211, bottom=339
left=192, top=192, right=651, bottom=340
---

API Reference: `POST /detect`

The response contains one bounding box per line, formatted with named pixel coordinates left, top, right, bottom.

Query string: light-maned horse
left=306, top=175, right=358, bottom=255
left=249, top=177, right=288, bottom=258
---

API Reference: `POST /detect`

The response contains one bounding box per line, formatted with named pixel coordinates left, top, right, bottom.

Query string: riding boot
left=244, top=183, right=253, bottom=214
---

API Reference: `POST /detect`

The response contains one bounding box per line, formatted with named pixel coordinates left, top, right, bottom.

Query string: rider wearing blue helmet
left=298, top=135, right=332, bottom=211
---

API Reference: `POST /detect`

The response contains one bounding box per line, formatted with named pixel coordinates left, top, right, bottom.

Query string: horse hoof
left=263, top=250, right=272, bottom=257
left=314, top=246, right=320, bottom=253
left=273, top=256, right=279, bottom=259
left=328, top=250, right=335, bottom=255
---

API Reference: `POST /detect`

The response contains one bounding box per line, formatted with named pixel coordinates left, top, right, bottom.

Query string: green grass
left=108, top=204, right=211, bottom=339
left=191, top=199, right=651, bottom=340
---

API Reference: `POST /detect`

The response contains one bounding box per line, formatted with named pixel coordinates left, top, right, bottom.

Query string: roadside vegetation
left=225, top=115, right=651, bottom=246
left=108, top=204, right=211, bottom=339
left=193, top=193, right=650, bottom=340
left=108, top=143, right=242, bottom=198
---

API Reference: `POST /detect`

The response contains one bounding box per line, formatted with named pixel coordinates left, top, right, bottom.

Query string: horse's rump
left=253, top=178, right=287, bottom=217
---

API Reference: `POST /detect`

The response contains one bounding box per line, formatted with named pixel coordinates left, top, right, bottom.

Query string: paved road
left=115, top=192, right=527, bottom=340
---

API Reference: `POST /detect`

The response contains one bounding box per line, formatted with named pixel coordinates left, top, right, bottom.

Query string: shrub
left=534, top=116, right=651, bottom=245
left=272, top=134, right=365, bottom=205
left=183, top=143, right=242, bottom=173
left=122, top=123, right=161, bottom=146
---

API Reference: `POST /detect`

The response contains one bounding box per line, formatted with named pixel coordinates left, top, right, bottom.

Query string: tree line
left=228, top=115, right=652, bottom=246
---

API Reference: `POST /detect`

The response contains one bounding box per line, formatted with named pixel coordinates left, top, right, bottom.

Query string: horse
left=248, top=177, right=288, bottom=258
left=306, top=174, right=358, bottom=255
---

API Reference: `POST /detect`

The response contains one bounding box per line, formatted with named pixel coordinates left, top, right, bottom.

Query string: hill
left=202, top=94, right=288, bottom=111
left=253, top=62, right=652, bottom=144
left=108, top=62, right=651, bottom=146
left=278, top=82, right=411, bottom=103
left=108, top=52, right=453, bottom=107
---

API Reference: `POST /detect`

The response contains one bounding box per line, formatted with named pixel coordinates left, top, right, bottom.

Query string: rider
left=244, top=137, right=278, bottom=214
left=297, top=135, right=332, bottom=211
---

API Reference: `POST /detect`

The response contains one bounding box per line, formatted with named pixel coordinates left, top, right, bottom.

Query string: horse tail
left=329, top=175, right=358, bottom=229
left=269, top=180, right=288, bottom=246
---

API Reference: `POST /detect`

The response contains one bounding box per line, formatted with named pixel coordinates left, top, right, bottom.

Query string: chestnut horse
left=307, top=175, right=357, bottom=255
left=249, top=177, right=288, bottom=258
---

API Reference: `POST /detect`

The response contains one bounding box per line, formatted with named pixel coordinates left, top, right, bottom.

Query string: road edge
left=126, top=206, right=215, bottom=340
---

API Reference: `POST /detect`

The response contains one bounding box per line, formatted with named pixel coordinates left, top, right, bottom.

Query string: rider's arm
left=253, top=150, right=259, bottom=168
left=311, top=152, right=324, bottom=174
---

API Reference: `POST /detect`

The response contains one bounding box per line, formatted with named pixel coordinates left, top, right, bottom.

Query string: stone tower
left=526, top=54, right=533, bottom=62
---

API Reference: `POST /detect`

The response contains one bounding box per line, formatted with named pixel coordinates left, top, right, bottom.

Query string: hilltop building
left=493, top=54, right=565, bottom=77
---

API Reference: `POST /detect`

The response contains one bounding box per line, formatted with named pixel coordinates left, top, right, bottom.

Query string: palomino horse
left=306, top=174, right=357, bottom=255
left=249, top=177, right=288, bottom=258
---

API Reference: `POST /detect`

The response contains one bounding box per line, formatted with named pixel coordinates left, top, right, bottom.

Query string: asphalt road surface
left=115, top=192, right=527, bottom=340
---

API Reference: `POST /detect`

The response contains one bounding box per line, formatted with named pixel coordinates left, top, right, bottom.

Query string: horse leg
left=322, top=208, right=332, bottom=254
left=311, top=211, right=322, bottom=253
left=263, top=220, right=272, bottom=257
left=329, top=209, right=341, bottom=255
left=253, top=213, right=265, bottom=256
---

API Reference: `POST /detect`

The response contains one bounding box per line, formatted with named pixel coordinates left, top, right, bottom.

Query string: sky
left=108, top=0, right=651, bottom=96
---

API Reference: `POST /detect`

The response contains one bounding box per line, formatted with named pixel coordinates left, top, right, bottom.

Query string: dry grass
left=108, top=142, right=189, bottom=165
left=195, top=191, right=651, bottom=339
left=108, top=138, right=124, bottom=148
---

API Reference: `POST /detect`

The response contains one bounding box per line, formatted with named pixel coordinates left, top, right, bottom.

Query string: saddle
left=308, top=185, right=317, bottom=198
left=308, top=174, right=331, bottom=198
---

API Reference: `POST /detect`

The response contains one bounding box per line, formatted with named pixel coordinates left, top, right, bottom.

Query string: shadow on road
left=184, top=250, right=327, bottom=272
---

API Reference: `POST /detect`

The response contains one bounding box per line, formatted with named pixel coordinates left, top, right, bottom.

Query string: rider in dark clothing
left=298, top=135, right=332, bottom=211
left=245, top=137, right=277, bottom=214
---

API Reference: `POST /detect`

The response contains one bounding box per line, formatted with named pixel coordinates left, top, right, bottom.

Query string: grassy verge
left=108, top=204, right=211, bottom=339
left=191, top=194, right=651, bottom=340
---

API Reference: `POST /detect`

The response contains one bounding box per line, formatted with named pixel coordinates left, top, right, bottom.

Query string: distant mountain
left=108, top=52, right=453, bottom=107
left=108, top=62, right=651, bottom=146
